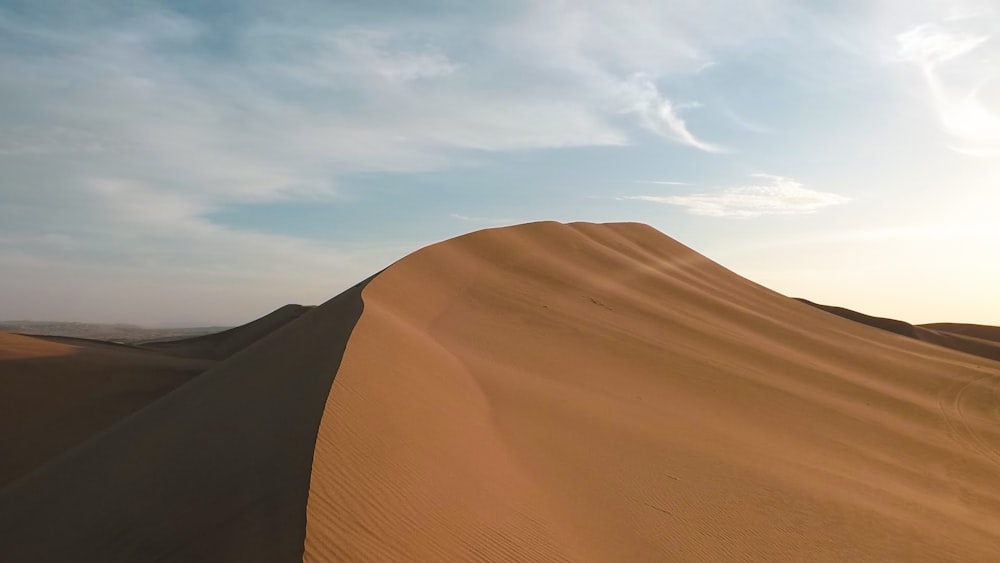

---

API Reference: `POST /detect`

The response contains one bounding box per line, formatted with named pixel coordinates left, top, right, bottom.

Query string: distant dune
left=921, top=323, right=1000, bottom=344
left=3, top=222, right=1000, bottom=562
left=0, top=321, right=230, bottom=344
left=798, top=299, right=1000, bottom=363
left=0, top=304, right=314, bottom=487
left=0, top=332, right=210, bottom=486
left=142, top=304, right=315, bottom=360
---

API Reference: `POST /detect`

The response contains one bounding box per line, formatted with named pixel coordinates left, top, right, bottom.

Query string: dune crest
left=305, top=221, right=1000, bottom=561
left=142, top=304, right=315, bottom=360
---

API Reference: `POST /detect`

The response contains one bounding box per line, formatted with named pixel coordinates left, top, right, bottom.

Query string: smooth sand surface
left=923, top=323, right=1000, bottom=344
left=0, top=303, right=321, bottom=487
left=0, top=332, right=211, bottom=486
left=800, top=300, right=1000, bottom=363
left=142, top=304, right=315, bottom=360
left=305, top=221, right=1000, bottom=561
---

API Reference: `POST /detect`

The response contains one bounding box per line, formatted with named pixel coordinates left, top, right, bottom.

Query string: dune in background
left=923, top=323, right=1000, bottom=344
left=4, top=221, right=1000, bottom=562
left=0, top=321, right=230, bottom=344
left=142, top=304, right=315, bottom=360
left=799, top=299, right=1000, bottom=363
left=0, top=332, right=211, bottom=486
left=0, top=302, right=319, bottom=489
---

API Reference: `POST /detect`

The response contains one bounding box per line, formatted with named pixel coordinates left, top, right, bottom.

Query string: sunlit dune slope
left=305, top=221, right=1000, bottom=562
left=0, top=332, right=211, bottom=486
left=142, top=304, right=315, bottom=360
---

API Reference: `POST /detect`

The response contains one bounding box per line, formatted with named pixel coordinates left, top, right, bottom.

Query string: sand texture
left=305, top=222, right=1000, bottom=561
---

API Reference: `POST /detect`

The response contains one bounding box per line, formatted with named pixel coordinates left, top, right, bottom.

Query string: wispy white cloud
left=621, top=74, right=727, bottom=152
left=897, top=22, right=1000, bottom=156
left=0, top=1, right=795, bottom=321
left=626, top=174, right=849, bottom=217
left=897, top=24, right=986, bottom=63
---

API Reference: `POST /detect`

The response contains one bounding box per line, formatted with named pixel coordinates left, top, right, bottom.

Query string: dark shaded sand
left=799, top=299, right=1000, bottom=363
left=0, top=303, right=317, bottom=487
left=0, top=283, right=366, bottom=562
left=922, top=323, right=1000, bottom=344
left=0, top=332, right=211, bottom=486
left=141, top=304, right=315, bottom=360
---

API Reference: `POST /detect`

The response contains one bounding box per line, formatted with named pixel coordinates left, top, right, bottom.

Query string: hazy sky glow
left=1, top=0, right=998, bottom=325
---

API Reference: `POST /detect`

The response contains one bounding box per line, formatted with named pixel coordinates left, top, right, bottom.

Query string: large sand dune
left=3, top=221, right=1000, bottom=562
left=305, top=222, right=1000, bottom=561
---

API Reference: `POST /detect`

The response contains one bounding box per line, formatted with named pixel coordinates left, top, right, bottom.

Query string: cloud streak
left=627, top=174, right=849, bottom=217
left=621, top=74, right=727, bottom=152
left=897, top=22, right=1000, bottom=156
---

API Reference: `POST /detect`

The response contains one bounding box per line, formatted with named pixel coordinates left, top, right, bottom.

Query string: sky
left=1, top=0, right=998, bottom=326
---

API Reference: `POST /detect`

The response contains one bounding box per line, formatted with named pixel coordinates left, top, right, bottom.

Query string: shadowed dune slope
left=141, top=304, right=315, bottom=360
left=799, top=299, right=1000, bottom=363
left=0, top=283, right=367, bottom=562
left=915, top=327, right=1000, bottom=363
left=923, top=323, right=1000, bottom=344
left=0, top=332, right=211, bottom=486
left=305, top=221, right=1000, bottom=562
left=795, top=298, right=917, bottom=338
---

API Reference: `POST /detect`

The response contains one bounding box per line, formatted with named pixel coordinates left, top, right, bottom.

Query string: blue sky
left=1, top=0, right=998, bottom=325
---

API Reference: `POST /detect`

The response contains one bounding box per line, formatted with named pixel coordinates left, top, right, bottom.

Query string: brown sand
left=923, top=323, right=1000, bottom=344
left=305, top=221, right=1000, bottom=561
left=800, top=299, right=1000, bottom=363
left=0, top=332, right=211, bottom=486
left=4, top=221, right=1000, bottom=562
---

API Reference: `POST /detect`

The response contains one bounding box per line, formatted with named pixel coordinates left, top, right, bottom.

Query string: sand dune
left=3, top=222, right=1000, bottom=562
left=923, top=322, right=1000, bottom=344
left=0, top=332, right=211, bottom=486
left=305, top=222, right=1000, bottom=561
left=0, top=303, right=314, bottom=488
left=0, top=284, right=366, bottom=562
left=800, top=299, right=1000, bottom=363
left=141, top=304, right=315, bottom=360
